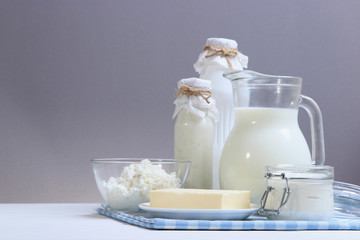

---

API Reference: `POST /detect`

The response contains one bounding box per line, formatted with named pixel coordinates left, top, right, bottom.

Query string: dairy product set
left=173, top=37, right=333, bottom=220
left=94, top=37, right=346, bottom=221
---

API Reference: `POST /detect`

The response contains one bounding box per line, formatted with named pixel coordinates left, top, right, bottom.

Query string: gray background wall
left=1, top=0, right=359, bottom=203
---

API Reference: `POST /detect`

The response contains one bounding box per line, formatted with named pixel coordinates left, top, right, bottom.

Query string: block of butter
left=150, top=188, right=250, bottom=209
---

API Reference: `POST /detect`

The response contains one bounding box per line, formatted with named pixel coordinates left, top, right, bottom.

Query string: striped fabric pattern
left=96, top=205, right=360, bottom=230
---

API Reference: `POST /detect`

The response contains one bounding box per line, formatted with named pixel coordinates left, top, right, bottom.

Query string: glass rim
left=90, top=158, right=191, bottom=164
left=225, top=70, right=302, bottom=86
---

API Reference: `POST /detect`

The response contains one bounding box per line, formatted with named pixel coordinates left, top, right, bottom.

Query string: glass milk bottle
left=194, top=38, right=248, bottom=189
left=219, top=70, right=325, bottom=203
left=173, top=78, right=218, bottom=189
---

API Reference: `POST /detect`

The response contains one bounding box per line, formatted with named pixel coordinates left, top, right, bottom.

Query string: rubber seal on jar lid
left=266, top=164, right=334, bottom=180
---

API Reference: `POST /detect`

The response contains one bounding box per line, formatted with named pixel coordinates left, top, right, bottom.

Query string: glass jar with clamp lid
left=257, top=165, right=334, bottom=220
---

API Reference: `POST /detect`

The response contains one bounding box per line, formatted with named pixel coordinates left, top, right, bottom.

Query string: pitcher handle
left=298, top=95, right=325, bottom=165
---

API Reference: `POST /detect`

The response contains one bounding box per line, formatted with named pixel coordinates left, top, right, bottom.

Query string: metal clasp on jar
left=257, top=172, right=292, bottom=217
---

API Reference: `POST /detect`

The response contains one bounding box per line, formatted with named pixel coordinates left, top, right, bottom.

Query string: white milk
left=194, top=38, right=248, bottom=189
left=200, top=68, right=235, bottom=189
left=174, top=110, right=213, bottom=189
left=266, top=179, right=334, bottom=220
left=219, top=107, right=312, bottom=203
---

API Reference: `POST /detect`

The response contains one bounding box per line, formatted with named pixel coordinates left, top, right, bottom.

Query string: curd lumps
left=102, top=159, right=180, bottom=210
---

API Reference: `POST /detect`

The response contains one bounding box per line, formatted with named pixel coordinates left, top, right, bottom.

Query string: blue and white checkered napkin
left=96, top=205, right=360, bottom=230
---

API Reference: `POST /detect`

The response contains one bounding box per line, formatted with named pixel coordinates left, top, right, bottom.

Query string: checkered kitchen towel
left=96, top=205, right=360, bottom=230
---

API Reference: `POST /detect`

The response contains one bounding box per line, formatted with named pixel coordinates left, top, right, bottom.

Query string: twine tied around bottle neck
left=203, top=45, right=238, bottom=70
left=174, top=85, right=211, bottom=104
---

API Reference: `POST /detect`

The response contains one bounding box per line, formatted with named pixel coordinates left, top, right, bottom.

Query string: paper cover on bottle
left=194, top=38, right=248, bottom=74
left=172, top=78, right=218, bottom=121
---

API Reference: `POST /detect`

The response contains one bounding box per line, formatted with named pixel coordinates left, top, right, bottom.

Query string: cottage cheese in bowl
left=96, top=159, right=185, bottom=211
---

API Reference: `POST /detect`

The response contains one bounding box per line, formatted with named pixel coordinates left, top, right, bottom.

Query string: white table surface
left=1, top=204, right=359, bottom=240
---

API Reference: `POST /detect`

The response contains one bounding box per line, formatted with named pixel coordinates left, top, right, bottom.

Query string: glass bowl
left=91, top=158, right=191, bottom=211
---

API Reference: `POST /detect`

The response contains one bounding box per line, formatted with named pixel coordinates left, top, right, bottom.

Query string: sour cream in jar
left=258, top=165, right=334, bottom=221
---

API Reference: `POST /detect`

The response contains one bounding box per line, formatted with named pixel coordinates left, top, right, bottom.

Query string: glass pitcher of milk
left=219, top=70, right=325, bottom=203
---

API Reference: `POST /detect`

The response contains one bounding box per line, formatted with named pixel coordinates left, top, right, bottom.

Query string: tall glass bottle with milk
left=194, top=38, right=248, bottom=189
left=219, top=70, right=325, bottom=203
left=173, top=78, right=218, bottom=189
